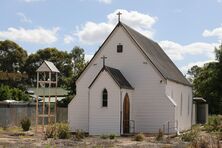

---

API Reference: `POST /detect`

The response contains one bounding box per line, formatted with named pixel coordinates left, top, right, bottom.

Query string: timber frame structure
left=35, top=60, right=60, bottom=132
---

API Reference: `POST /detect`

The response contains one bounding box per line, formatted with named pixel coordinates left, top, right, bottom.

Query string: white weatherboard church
left=68, top=16, right=192, bottom=135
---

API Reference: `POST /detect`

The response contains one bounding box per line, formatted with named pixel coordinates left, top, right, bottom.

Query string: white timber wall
left=166, top=80, right=192, bottom=131
left=69, top=25, right=175, bottom=133
left=89, top=71, right=120, bottom=135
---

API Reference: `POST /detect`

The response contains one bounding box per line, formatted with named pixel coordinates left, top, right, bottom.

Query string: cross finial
left=117, top=11, right=122, bottom=23
left=101, top=55, right=107, bottom=67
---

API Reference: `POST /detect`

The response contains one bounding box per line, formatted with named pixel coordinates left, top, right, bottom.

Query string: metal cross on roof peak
left=101, top=55, right=107, bottom=66
left=117, top=11, right=122, bottom=23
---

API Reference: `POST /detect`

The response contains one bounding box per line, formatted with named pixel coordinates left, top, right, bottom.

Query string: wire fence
left=162, top=120, right=178, bottom=135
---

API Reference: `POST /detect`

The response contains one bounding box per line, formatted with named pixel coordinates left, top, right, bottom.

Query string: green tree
left=188, top=44, right=222, bottom=114
left=0, top=84, right=29, bottom=101
left=58, top=47, right=87, bottom=107
left=0, top=84, right=12, bottom=101
left=70, top=46, right=86, bottom=77
left=0, top=40, right=28, bottom=72
left=69, top=46, right=86, bottom=94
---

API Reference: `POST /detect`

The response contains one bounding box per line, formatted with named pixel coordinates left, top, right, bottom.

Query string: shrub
left=204, top=115, right=222, bottom=132
left=20, top=117, right=31, bottom=131
left=56, top=123, right=70, bottom=139
left=192, top=134, right=217, bottom=148
left=100, top=134, right=108, bottom=139
left=134, top=133, right=145, bottom=141
left=45, top=122, right=70, bottom=139
left=156, top=128, right=164, bottom=141
left=45, top=124, right=57, bottom=138
left=109, top=134, right=116, bottom=139
left=181, top=129, right=199, bottom=142
left=216, top=132, right=222, bottom=141
left=75, top=129, right=85, bottom=140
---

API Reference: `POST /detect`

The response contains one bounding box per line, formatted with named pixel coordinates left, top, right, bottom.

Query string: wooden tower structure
left=35, top=60, right=60, bottom=132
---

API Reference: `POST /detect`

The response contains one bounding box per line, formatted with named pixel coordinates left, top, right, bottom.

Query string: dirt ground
left=0, top=127, right=190, bottom=148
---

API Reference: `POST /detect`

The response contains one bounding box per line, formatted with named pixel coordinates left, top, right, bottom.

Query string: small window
left=102, top=89, right=108, bottom=107
left=117, top=44, right=123, bottom=53
left=180, top=93, right=183, bottom=116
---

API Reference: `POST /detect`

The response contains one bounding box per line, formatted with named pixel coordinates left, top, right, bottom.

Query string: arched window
left=102, top=89, right=108, bottom=107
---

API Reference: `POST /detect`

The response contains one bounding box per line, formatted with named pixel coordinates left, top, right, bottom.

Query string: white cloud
left=159, top=40, right=217, bottom=61
left=0, top=27, right=59, bottom=44
left=75, top=22, right=113, bottom=44
left=85, top=54, right=93, bottom=62
left=98, top=0, right=112, bottom=4
left=159, top=40, right=184, bottom=60
left=217, top=0, right=222, bottom=3
left=202, top=26, right=222, bottom=40
left=75, top=9, right=157, bottom=44
left=16, top=12, right=32, bottom=23
left=180, top=60, right=216, bottom=74
left=64, top=35, right=75, bottom=44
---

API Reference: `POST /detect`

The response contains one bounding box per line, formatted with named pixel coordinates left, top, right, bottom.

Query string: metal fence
left=0, top=102, right=67, bottom=127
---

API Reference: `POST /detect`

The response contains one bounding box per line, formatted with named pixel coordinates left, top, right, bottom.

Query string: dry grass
left=1, top=124, right=221, bottom=147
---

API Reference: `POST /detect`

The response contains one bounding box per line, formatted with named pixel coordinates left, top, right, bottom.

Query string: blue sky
left=1, top=0, right=222, bottom=74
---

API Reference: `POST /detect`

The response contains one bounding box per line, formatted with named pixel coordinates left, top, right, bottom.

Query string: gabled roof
left=36, top=60, right=60, bottom=73
left=89, top=66, right=134, bottom=90
left=121, top=23, right=191, bottom=86
left=78, top=22, right=191, bottom=86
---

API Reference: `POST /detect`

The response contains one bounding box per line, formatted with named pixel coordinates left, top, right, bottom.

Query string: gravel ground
left=0, top=128, right=189, bottom=148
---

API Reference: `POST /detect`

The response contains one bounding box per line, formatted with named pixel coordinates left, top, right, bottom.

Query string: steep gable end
left=121, top=23, right=191, bottom=86
left=76, top=22, right=191, bottom=86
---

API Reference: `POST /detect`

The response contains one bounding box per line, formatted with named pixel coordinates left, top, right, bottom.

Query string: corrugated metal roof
left=28, top=87, right=68, bottom=96
left=105, top=66, right=134, bottom=89
left=36, top=60, right=60, bottom=73
left=121, top=23, right=191, bottom=86
left=89, top=66, right=134, bottom=90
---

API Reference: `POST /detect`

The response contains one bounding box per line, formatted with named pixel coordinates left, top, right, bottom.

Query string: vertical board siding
left=89, top=71, right=120, bottom=135
left=166, top=80, right=192, bottom=131
left=69, top=26, right=175, bottom=133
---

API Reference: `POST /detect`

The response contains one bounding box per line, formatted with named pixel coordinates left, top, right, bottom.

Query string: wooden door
left=123, top=93, right=130, bottom=134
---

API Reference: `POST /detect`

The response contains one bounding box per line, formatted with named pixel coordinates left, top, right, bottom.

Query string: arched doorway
left=123, top=93, right=130, bottom=134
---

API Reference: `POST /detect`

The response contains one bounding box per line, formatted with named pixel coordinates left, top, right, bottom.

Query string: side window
left=102, top=88, right=108, bottom=107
